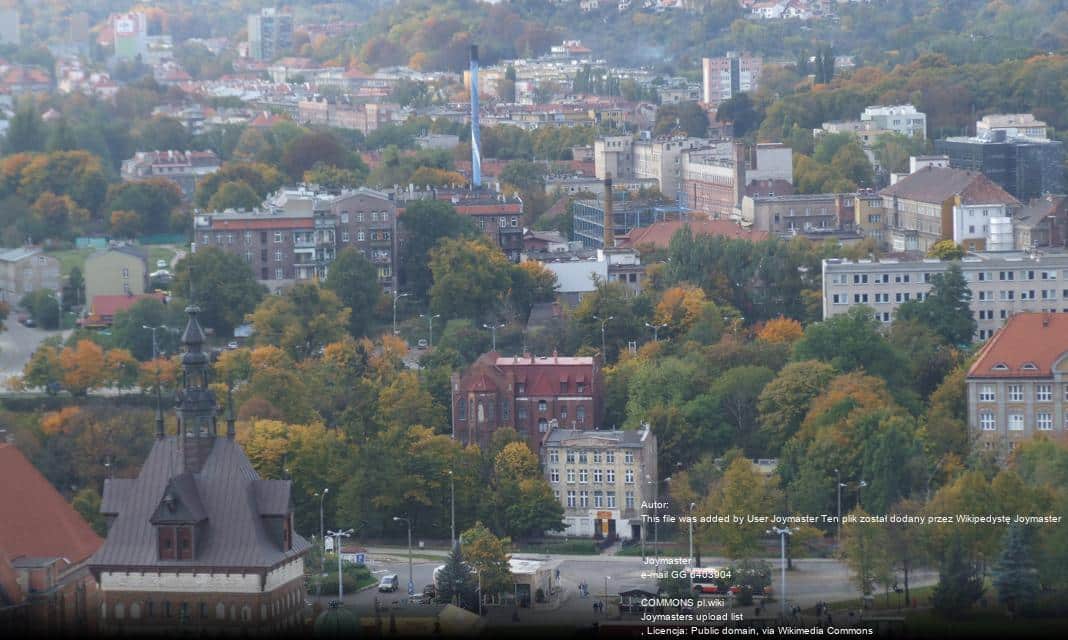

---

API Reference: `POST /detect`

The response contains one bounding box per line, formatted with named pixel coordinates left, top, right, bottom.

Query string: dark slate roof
left=150, top=472, right=208, bottom=524
left=544, top=428, right=651, bottom=448
left=879, top=167, right=1020, bottom=206
left=253, top=480, right=291, bottom=516
left=91, top=437, right=310, bottom=570
left=100, top=479, right=133, bottom=516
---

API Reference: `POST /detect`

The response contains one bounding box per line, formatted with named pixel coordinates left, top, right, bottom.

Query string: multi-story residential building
left=451, top=352, right=603, bottom=451
left=966, top=312, right=1068, bottom=461
left=594, top=136, right=709, bottom=198
left=84, top=246, right=148, bottom=304
left=936, top=130, right=1065, bottom=202
left=860, top=105, right=927, bottom=139
left=682, top=143, right=793, bottom=218
left=120, top=150, right=221, bottom=200
left=393, top=188, right=525, bottom=262
left=526, top=247, right=644, bottom=296
left=822, top=250, right=1068, bottom=339
left=1015, top=195, right=1068, bottom=250
left=742, top=193, right=851, bottom=236
left=90, top=303, right=309, bottom=635
left=0, top=442, right=102, bottom=636
left=541, top=425, right=657, bottom=541
left=853, top=190, right=886, bottom=244
left=701, top=53, right=762, bottom=105
left=976, top=113, right=1048, bottom=140
left=247, top=8, right=293, bottom=61
left=193, top=186, right=397, bottom=293
left=296, top=98, right=399, bottom=135
left=878, top=167, right=1021, bottom=252
left=0, top=247, right=61, bottom=304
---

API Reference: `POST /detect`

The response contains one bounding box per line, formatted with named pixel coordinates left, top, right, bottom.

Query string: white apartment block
left=822, top=251, right=1068, bottom=340
left=976, top=113, right=1048, bottom=140
left=861, top=105, right=927, bottom=139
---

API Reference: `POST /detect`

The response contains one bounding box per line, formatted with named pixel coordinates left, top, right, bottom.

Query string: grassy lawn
left=807, top=584, right=938, bottom=614
left=46, top=248, right=93, bottom=277
left=512, top=540, right=599, bottom=555
left=148, top=246, right=177, bottom=269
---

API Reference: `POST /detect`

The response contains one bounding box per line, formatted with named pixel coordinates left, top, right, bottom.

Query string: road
left=0, top=321, right=70, bottom=390
left=318, top=548, right=937, bottom=629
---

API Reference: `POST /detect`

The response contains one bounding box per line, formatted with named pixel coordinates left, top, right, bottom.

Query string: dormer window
left=1021, top=362, right=1038, bottom=371
left=992, top=363, right=1009, bottom=371
left=158, top=525, right=194, bottom=560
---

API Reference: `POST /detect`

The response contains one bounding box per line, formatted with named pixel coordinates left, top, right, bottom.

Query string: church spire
left=176, top=270, right=218, bottom=472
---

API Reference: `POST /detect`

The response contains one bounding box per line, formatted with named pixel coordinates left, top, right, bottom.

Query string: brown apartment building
left=451, top=352, right=603, bottom=451
left=193, top=186, right=398, bottom=294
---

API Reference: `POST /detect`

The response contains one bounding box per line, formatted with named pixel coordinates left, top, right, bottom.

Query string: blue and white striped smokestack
left=470, top=44, right=482, bottom=189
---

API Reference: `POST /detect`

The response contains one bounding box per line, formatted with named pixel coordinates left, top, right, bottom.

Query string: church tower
left=176, top=301, right=217, bottom=473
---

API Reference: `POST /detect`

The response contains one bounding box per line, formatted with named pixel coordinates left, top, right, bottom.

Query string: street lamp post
left=603, top=575, right=611, bottom=615
left=768, top=526, right=793, bottom=617
left=142, top=324, right=170, bottom=361
left=644, top=322, right=667, bottom=342
left=327, top=528, right=353, bottom=599
left=482, top=322, right=506, bottom=351
left=420, top=314, right=441, bottom=348
left=393, top=516, right=414, bottom=596
left=392, top=291, right=409, bottom=335
left=857, top=480, right=868, bottom=509
left=835, top=468, right=842, bottom=548
left=688, top=502, right=696, bottom=592
left=447, top=469, right=456, bottom=548
left=592, top=315, right=614, bottom=360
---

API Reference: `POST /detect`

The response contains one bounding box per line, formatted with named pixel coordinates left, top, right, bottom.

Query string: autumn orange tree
left=58, top=340, right=108, bottom=396
left=756, top=316, right=804, bottom=344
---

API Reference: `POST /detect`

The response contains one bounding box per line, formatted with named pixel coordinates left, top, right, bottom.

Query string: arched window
left=130, top=603, right=141, bottom=620
left=241, top=605, right=252, bottom=621
left=260, top=604, right=267, bottom=620
left=538, top=400, right=547, bottom=412
left=477, top=402, right=485, bottom=422
left=216, top=603, right=226, bottom=620
left=538, top=418, right=548, bottom=433
left=100, top=603, right=107, bottom=621
left=115, top=603, right=125, bottom=620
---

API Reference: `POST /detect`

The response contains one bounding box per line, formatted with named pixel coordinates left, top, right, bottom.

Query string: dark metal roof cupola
left=175, top=298, right=218, bottom=473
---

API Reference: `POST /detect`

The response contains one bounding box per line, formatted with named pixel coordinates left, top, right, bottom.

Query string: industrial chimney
left=470, top=45, right=482, bottom=190
left=603, top=174, right=614, bottom=248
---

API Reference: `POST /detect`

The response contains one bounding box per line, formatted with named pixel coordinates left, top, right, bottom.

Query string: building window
left=566, top=450, right=575, bottom=463
left=358, top=231, right=365, bottom=241
left=592, top=451, right=601, bottom=464
left=341, top=213, right=349, bottom=223
left=457, top=398, right=466, bottom=420
left=539, top=418, right=548, bottom=432
left=624, top=469, right=634, bottom=484
left=342, top=232, right=349, bottom=242
left=579, top=491, right=589, bottom=507
left=550, top=469, right=559, bottom=483
left=593, top=491, right=603, bottom=508
left=517, top=404, right=527, bottom=420
left=567, top=491, right=576, bottom=507
left=606, top=468, right=615, bottom=483
left=979, top=411, right=996, bottom=431
left=1008, top=414, right=1024, bottom=431
left=1035, top=384, right=1052, bottom=401
left=274, top=250, right=282, bottom=262
left=1037, top=413, right=1053, bottom=431
left=274, top=231, right=282, bottom=243
left=576, top=405, right=586, bottom=423
left=625, top=491, right=635, bottom=509
left=549, top=450, right=559, bottom=464
left=606, top=491, right=616, bottom=508
left=624, top=451, right=634, bottom=464
left=979, top=385, right=995, bottom=402
left=593, top=469, right=602, bottom=483
left=275, top=268, right=284, bottom=280
left=516, top=382, right=525, bottom=394
left=1008, top=385, right=1023, bottom=402
left=538, top=400, right=548, bottom=413
left=579, top=469, right=588, bottom=483
left=567, top=469, right=575, bottom=483
left=605, top=451, right=614, bottom=464
left=121, top=267, right=129, bottom=279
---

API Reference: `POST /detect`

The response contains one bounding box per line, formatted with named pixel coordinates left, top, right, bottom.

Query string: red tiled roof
left=211, top=217, right=311, bottom=231
left=89, top=293, right=166, bottom=320
left=879, top=167, right=1021, bottom=207
left=0, top=444, right=103, bottom=566
left=620, top=220, right=769, bottom=249
left=968, top=312, right=1068, bottom=378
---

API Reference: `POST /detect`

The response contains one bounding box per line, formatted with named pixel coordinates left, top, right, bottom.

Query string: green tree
left=398, top=200, right=479, bottom=300
left=195, top=162, right=284, bottom=208
left=106, top=179, right=183, bottom=234
left=461, top=522, right=512, bottom=597
left=46, top=118, right=79, bottom=152
left=716, top=93, right=761, bottom=138
left=895, top=263, right=975, bottom=346
left=64, top=266, right=85, bottom=309
left=840, top=507, right=893, bottom=596
left=207, top=180, right=261, bottom=211
left=281, top=131, right=367, bottom=181
left=429, top=238, right=514, bottom=322
left=697, top=457, right=779, bottom=560
left=324, top=247, right=381, bottom=337
left=757, top=360, right=837, bottom=454
left=926, top=239, right=965, bottom=260
left=172, top=247, right=267, bottom=335
left=19, top=289, right=60, bottom=330
left=792, top=306, right=907, bottom=385
left=248, top=283, right=350, bottom=361
left=71, top=487, right=106, bottom=536
left=931, top=534, right=985, bottom=618
left=3, top=104, right=43, bottom=154
left=873, top=132, right=928, bottom=174
left=110, top=297, right=186, bottom=360
left=304, top=162, right=366, bottom=190
left=993, top=524, right=1039, bottom=617
left=654, top=102, right=709, bottom=137
left=709, top=365, right=775, bottom=453
left=435, top=543, right=478, bottom=610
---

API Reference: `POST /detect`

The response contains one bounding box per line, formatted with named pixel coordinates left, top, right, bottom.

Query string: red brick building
left=0, top=443, right=103, bottom=636
left=451, top=352, right=603, bottom=451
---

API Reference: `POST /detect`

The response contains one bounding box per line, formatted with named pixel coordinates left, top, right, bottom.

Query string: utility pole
left=393, top=516, right=414, bottom=596
left=327, top=528, right=353, bottom=599
left=420, top=313, right=441, bottom=348
left=448, top=469, right=456, bottom=548
left=593, top=315, right=614, bottom=361
left=392, top=291, right=408, bottom=335
left=482, top=322, right=505, bottom=351
left=767, top=526, right=793, bottom=617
